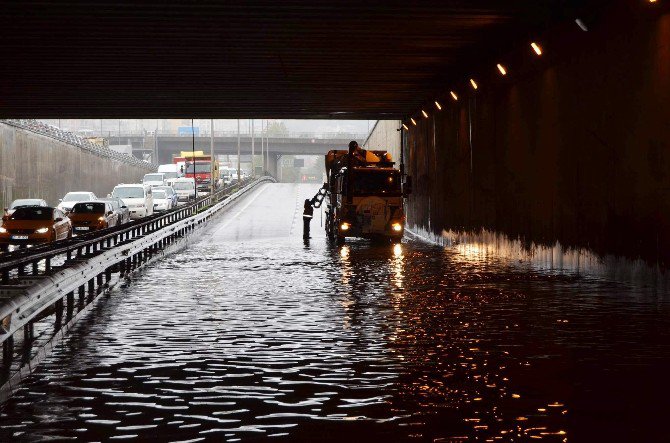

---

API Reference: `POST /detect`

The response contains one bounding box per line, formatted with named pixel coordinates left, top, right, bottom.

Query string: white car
left=157, top=164, right=181, bottom=186
left=111, top=184, right=154, bottom=219
left=154, top=186, right=178, bottom=207
left=173, top=178, right=196, bottom=202
left=152, top=189, right=172, bottom=212
left=142, top=173, right=166, bottom=187
left=57, top=191, right=97, bottom=213
left=4, top=198, right=49, bottom=218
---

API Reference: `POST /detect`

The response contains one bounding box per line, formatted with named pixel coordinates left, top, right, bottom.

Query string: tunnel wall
left=402, top=3, right=670, bottom=273
left=0, top=122, right=155, bottom=210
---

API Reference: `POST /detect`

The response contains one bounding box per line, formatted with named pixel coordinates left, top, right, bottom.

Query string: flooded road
left=2, top=183, right=670, bottom=442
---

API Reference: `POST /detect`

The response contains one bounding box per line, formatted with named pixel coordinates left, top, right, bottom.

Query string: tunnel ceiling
left=1, top=0, right=605, bottom=119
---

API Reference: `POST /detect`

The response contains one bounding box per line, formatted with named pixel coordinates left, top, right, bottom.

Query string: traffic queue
left=0, top=172, right=197, bottom=252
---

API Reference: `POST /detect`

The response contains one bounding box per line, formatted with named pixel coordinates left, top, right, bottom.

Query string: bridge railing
left=2, top=119, right=157, bottom=170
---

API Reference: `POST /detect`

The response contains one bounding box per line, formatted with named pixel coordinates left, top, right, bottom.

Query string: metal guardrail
left=0, top=176, right=274, bottom=353
left=1, top=119, right=157, bottom=171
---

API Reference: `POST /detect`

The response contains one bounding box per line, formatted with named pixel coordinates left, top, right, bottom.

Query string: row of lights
left=403, top=40, right=543, bottom=130
left=402, top=0, right=660, bottom=130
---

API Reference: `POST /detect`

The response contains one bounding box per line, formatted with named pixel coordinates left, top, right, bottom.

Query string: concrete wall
left=403, top=3, right=670, bottom=268
left=0, top=123, right=155, bottom=210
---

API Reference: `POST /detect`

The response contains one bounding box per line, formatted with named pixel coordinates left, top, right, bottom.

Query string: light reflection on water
left=1, top=231, right=670, bottom=441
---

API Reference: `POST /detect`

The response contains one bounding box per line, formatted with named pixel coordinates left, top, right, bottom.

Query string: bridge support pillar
left=267, top=154, right=279, bottom=179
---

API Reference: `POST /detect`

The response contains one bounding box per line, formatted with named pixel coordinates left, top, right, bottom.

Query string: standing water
left=1, top=184, right=669, bottom=442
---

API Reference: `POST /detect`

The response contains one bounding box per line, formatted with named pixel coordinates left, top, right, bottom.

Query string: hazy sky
left=41, top=119, right=374, bottom=136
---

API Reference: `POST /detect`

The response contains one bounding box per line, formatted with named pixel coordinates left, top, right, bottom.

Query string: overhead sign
left=293, top=159, right=305, bottom=167
left=178, top=126, right=199, bottom=136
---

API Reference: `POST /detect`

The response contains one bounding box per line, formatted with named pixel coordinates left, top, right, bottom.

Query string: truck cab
left=322, top=149, right=409, bottom=243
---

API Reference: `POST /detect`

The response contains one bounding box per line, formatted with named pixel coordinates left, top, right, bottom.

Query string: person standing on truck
left=303, top=199, right=314, bottom=239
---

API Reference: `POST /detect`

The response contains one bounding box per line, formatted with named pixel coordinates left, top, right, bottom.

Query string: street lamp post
left=210, top=119, right=215, bottom=195
left=251, top=119, right=255, bottom=177
left=237, top=119, right=241, bottom=184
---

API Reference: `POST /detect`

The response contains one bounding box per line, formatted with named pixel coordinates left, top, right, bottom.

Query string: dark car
left=0, top=206, right=71, bottom=250
left=68, top=201, right=117, bottom=233
left=99, top=197, right=131, bottom=225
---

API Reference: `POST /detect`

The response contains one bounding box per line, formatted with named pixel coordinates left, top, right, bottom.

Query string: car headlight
left=0, top=227, right=7, bottom=233
left=340, top=222, right=350, bottom=231
left=98, top=216, right=106, bottom=221
left=36, top=227, right=50, bottom=234
left=391, top=222, right=403, bottom=232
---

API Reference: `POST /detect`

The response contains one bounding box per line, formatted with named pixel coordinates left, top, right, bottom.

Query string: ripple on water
left=1, top=219, right=670, bottom=442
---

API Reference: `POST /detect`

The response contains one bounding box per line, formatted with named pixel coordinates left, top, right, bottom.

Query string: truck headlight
left=340, top=222, right=350, bottom=231
left=0, top=227, right=7, bottom=233
left=391, top=222, right=403, bottom=232
left=36, top=227, right=50, bottom=234
left=98, top=216, right=106, bottom=221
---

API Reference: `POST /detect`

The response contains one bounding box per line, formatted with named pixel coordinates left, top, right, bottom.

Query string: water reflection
left=391, top=243, right=404, bottom=289
left=1, top=229, right=670, bottom=441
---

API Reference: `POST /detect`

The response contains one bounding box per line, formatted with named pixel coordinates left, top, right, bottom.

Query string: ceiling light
left=575, top=18, right=588, bottom=31
left=402, top=123, right=409, bottom=131
left=435, top=101, right=442, bottom=110
left=497, top=64, right=507, bottom=75
left=531, top=42, right=543, bottom=56
left=421, top=110, right=428, bottom=118
left=470, top=79, right=478, bottom=90
left=450, top=91, right=458, bottom=101
left=411, top=118, right=417, bottom=126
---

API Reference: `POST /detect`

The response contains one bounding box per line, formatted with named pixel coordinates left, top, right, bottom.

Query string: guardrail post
left=87, top=279, right=95, bottom=303
left=32, top=261, right=38, bottom=275
left=96, top=273, right=103, bottom=288
left=67, top=292, right=74, bottom=319
left=45, top=256, right=51, bottom=274
left=23, top=322, right=33, bottom=347
left=55, top=298, right=63, bottom=331
left=3, top=335, right=14, bottom=366
left=78, top=285, right=85, bottom=310
left=105, top=267, right=112, bottom=283
left=17, top=263, right=25, bottom=277
left=1, top=269, right=8, bottom=284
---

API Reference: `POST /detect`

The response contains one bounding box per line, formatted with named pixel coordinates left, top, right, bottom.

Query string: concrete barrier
left=0, top=121, right=155, bottom=210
